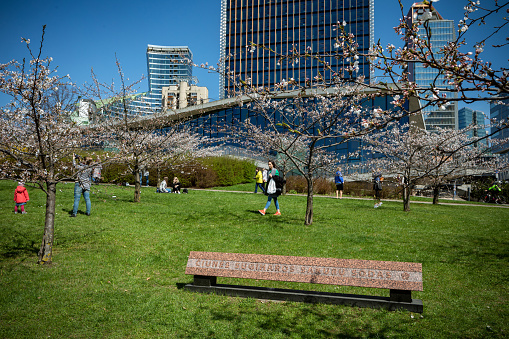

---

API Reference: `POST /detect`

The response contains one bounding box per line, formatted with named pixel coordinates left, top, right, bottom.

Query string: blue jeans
left=139, top=174, right=149, bottom=186
left=264, top=196, right=279, bottom=210
left=73, top=183, right=91, bottom=215
left=255, top=183, right=265, bottom=193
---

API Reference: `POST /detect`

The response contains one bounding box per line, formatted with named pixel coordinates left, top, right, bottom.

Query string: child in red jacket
left=14, top=181, right=30, bottom=214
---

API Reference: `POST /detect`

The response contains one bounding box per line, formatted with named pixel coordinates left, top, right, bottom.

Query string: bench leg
left=193, top=275, right=217, bottom=287
left=390, top=289, right=412, bottom=303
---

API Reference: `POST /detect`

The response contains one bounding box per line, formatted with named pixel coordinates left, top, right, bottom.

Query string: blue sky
left=1, top=0, right=506, bottom=115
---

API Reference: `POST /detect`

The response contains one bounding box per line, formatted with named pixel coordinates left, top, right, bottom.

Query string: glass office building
left=144, top=45, right=194, bottom=110
left=95, top=45, right=195, bottom=117
left=490, top=95, right=509, bottom=154
left=458, top=107, right=488, bottom=147
left=406, top=3, right=457, bottom=131
left=220, top=0, right=374, bottom=98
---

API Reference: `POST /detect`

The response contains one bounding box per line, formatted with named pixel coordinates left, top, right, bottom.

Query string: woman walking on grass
left=373, top=168, right=383, bottom=208
left=254, top=168, right=265, bottom=194
left=259, top=160, right=281, bottom=216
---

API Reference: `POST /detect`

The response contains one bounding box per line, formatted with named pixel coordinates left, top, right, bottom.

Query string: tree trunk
left=157, top=165, right=161, bottom=189
left=134, top=174, right=141, bottom=202
left=304, top=179, right=313, bottom=225
left=134, top=159, right=141, bottom=203
left=403, top=184, right=411, bottom=212
left=433, top=186, right=440, bottom=204
left=38, top=181, right=56, bottom=264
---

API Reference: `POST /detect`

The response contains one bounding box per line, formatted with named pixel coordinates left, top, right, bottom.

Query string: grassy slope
left=0, top=180, right=508, bottom=338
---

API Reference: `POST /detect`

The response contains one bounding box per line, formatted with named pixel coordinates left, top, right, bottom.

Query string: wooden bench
left=185, top=251, right=423, bottom=313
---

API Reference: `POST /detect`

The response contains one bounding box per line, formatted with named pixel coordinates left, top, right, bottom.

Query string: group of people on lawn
left=15, top=152, right=384, bottom=217
left=256, top=164, right=384, bottom=216
left=158, top=176, right=181, bottom=194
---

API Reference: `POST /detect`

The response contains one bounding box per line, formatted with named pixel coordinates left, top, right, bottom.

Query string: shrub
left=285, top=176, right=335, bottom=195
left=100, top=156, right=255, bottom=189
left=286, top=176, right=308, bottom=193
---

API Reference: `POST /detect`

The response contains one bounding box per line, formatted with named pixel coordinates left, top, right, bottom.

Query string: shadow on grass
left=62, top=208, right=91, bottom=216
left=0, top=230, right=38, bottom=259
left=192, top=299, right=412, bottom=338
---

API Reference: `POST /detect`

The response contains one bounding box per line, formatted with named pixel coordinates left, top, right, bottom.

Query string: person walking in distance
left=262, top=168, right=268, bottom=192
left=254, top=168, right=265, bottom=194
left=335, top=167, right=344, bottom=199
left=259, top=160, right=281, bottom=216
left=373, top=168, right=383, bottom=208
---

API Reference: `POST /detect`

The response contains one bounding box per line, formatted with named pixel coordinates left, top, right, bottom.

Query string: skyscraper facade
left=406, top=2, right=457, bottom=131
left=458, top=107, right=488, bottom=147
left=220, top=0, right=374, bottom=98
left=145, top=45, right=194, bottom=110
left=490, top=95, right=509, bottom=153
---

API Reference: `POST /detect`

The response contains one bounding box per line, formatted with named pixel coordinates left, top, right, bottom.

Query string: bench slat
left=185, top=251, right=423, bottom=291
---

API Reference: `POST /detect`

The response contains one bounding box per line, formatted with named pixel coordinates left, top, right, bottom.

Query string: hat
left=18, top=181, right=24, bottom=186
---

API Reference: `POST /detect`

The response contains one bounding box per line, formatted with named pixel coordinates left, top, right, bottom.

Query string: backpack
left=274, top=170, right=286, bottom=189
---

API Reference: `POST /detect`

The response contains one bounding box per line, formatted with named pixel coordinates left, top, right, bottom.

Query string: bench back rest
left=185, top=251, right=423, bottom=291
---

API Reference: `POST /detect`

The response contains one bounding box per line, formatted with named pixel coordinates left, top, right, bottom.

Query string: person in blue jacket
left=335, top=167, right=344, bottom=199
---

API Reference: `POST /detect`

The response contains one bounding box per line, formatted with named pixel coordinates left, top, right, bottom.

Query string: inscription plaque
left=185, top=251, right=423, bottom=291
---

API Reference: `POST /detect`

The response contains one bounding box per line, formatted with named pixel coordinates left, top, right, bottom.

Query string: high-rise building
left=143, top=45, right=194, bottom=111
left=86, top=45, right=196, bottom=118
left=458, top=107, right=488, bottom=147
left=406, top=2, right=457, bottom=131
left=162, top=81, right=209, bottom=110
left=490, top=95, right=509, bottom=154
left=219, top=0, right=374, bottom=98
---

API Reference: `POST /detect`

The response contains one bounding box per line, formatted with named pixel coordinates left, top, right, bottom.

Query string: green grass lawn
left=211, top=182, right=493, bottom=206
left=1, top=180, right=508, bottom=338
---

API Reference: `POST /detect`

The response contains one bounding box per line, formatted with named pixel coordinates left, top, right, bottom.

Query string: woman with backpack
left=259, top=160, right=281, bottom=216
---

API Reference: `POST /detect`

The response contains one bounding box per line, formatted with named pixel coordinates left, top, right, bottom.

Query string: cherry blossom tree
left=336, top=0, right=508, bottom=135
left=223, top=83, right=414, bottom=225
left=356, top=124, right=428, bottom=211
left=358, top=122, right=506, bottom=210
left=413, top=127, right=503, bottom=204
left=0, top=27, right=102, bottom=264
left=190, top=0, right=507, bottom=221
left=85, top=59, right=218, bottom=203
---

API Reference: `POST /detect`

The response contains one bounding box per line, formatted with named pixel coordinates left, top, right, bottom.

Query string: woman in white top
left=159, top=177, right=171, bottom=193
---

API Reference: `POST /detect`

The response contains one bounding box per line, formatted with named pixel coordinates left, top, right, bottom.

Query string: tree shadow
left=0, top=230, right=39, bottom=259
left=187, top=295, right=413, bottom=338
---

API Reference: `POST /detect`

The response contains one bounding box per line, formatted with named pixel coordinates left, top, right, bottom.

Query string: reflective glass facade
left=458, top=107, right=488, bottom=147
left=188, top=94, right=409, bottom=171
left=145, top=45, right=194, bottom=110
left=490, top=95, right=509, bottom=153
left=407, top=3, right=457, bottom=131
left=220, top=0, right=374, bottom=98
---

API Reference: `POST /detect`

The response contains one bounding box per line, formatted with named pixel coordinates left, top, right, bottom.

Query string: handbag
left=267, top=179, right=276, bottom=195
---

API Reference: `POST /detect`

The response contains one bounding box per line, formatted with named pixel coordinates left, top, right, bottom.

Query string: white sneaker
left=379, top=202, right=383, bottom=206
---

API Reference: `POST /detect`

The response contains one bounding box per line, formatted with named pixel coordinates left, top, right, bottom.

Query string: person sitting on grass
left=159, top=177, right=171, bottom=193
left=172, top=177, right=181, bottom=194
